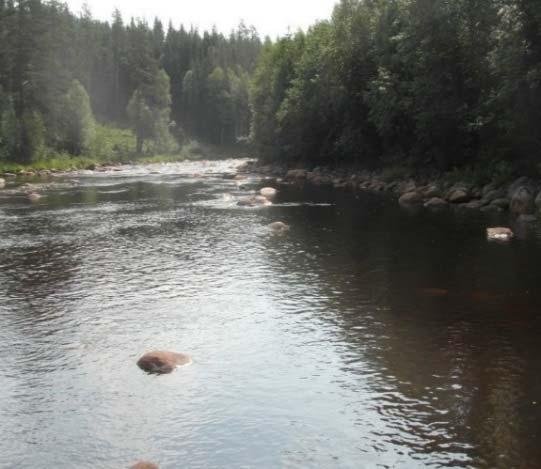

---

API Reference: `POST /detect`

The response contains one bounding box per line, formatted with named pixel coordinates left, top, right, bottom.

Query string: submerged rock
left=487, top=227, right=514, bottom=241
left=27, top=192, right=42, bottom=202
left=260, top=187, right=278, bottom=199
left=137, top=351, right=192, bottom=374
left=237, top=195, right=272, bottom=207
left=268, top=221, right=290, bottom=233
left=130, top=462, right=159, bottom=469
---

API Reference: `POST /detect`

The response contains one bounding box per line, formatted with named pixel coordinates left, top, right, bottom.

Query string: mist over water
left=0, top=160, right=540, bottom=469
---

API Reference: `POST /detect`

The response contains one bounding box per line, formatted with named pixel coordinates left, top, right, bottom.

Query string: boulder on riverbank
left=447, top=188, right=471, bottom=204
left=510, top=185, right=536, bottom=215
left=487, top=227, right=514, bottom=241
left=399, top=191, right=423, bottom=205
left=286, top=169, right=308, bottom=180
left=137, top=351, right=192, bottom=374
left=424, top=197, right=448, bottom=209
left=130, top=462, right=159, bottom=469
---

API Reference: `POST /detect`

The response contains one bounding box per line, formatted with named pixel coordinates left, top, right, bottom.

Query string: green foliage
left=60, top=80, right=95, bottom=155
left=20, top=111, right=46, bottom=163
left=85, top=125, right=136, bottom=162
left=0, top=91, right=17, bottom=160
left=250, top=0, right=541, bottom=172
left=127, top=69, right=175, bottom=154
left=0, top=1, right=260, bottom=163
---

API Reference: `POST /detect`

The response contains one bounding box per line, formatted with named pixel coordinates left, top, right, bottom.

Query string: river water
left=0, top=160, right=540, bottom=469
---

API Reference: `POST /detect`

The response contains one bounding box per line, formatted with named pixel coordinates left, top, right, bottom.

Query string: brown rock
left=130, top=462, right=159, bottom=469
left=137, top=351, right=192, bottom=374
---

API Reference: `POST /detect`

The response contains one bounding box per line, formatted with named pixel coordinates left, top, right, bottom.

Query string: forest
left=1, top=0, right=541, bottom=175
left=251, top=0, right=541, bottom=174
left=0, top=0, right=261, bottom=164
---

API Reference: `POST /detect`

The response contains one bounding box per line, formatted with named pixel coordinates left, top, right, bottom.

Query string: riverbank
left=242, top=161, right=541, bottom=220
left=0, top=142, right=252, bottom=178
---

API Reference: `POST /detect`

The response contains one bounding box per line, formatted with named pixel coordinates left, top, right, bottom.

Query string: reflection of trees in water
left=261, top=188, right=541, bottom=467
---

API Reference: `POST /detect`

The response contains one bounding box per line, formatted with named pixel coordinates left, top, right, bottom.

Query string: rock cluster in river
left=242, top=161, right=541, bottom=220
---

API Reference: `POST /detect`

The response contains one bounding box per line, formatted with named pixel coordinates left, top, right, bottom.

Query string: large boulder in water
left=260, top=187, right=278, bottom=199
left=130, top=462, right=159, bottom=469
left=268, top=221, right=290, bottom=233
left=137, top=351, right=192, bottom=374
left=487, top=227, right=514, bottom=241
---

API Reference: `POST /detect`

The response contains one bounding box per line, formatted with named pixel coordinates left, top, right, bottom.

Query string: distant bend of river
left=0, top=159, right=540, bottom=469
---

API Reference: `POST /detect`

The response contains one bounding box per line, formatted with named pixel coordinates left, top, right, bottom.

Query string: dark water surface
left=0, top=160, right=540, bottom=469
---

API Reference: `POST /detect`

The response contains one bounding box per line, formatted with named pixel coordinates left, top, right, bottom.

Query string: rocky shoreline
left=241, top=161, right=541, bottom=221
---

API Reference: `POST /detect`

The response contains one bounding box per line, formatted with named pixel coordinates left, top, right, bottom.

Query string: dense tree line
left=0, top=0, right=261, bottom=163
left=251, top=0, right=541, bottom=172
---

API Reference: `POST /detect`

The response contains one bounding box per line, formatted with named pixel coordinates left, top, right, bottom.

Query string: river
left=0, top=159, right=540, bottom=468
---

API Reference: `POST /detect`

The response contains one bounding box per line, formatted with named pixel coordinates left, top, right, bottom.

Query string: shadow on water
left=0, top=162, right=540, bottom=468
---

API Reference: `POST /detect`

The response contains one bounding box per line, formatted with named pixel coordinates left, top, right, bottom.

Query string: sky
left=65, top=0, right=338, bottom=38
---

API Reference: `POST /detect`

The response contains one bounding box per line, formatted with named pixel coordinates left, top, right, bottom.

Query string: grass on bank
left=0, top=125, right=250, bottom=174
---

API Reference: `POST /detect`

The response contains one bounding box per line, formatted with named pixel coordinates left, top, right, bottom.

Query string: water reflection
left=0, top=161, right=540, bottom=468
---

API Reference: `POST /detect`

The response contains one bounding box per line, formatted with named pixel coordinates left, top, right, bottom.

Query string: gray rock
left=399, top=191, right=423, bottom=205
left=424, top=197, right=448, bottom=209
left=507, top=176, right=530, bottom=198
left=424, top=185, right=442, bottom=198
left=286, top=169, right=308, bottom=180
left=510, top=186, right=535, bottom=215
left=461, top=200, right=484, bottom=210
left=0, top=178, right=5, bottom=189
left=491, top=198, right=510, bottom=210
left=448, top=189, right=470, bottom=204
